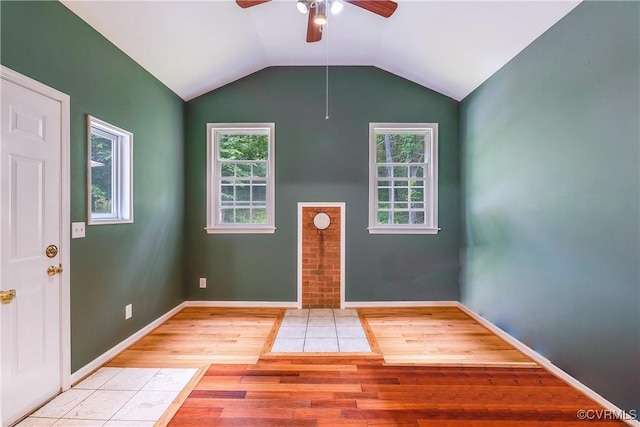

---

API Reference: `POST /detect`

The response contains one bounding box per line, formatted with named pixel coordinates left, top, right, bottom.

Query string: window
left=206, top=123, right=275, bottom=234
left=369, top=123, right=438, bottom=234
left=87, top=116, right=133, bottom=225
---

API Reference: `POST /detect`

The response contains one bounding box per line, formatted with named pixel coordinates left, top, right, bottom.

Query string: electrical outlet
left=71, top=222, right=85, bottom=239
left=199, top=278, right=206, bottom=288
left=125, top=304, right=132, bottom=320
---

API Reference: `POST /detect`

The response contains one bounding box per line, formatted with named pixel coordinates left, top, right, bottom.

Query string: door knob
left=47, top=264, right=63, bottom=276
left=1, top=289, right=16, bottom=305
left=45, top=244, right=58, bottom=258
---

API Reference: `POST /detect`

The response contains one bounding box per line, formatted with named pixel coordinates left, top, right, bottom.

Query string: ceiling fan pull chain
left=325, top=16, right=330, bottom=120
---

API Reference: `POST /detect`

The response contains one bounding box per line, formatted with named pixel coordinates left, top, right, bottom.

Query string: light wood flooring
left=106, top=307, right=283, bottom=367
left=358, top=307, right=536, bottom=366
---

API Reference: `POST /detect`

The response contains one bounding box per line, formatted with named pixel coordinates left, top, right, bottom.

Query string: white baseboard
left=457, top=302, right=639, bottom=427
left=344, top=300, right=458, bottom=308
left=185, top=300, right=298, bottom=308
left=69, top=302, right=186, bottom=386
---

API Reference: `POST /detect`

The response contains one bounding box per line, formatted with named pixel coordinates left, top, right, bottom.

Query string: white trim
left=344, top=300, right=458, bottom=308
left=185, top=300, right=298, bottom=308
left=204, top=226, right=276, bottom=234
left=0, top=66, right=72, bottom=398
left=297, top=203, right=346, bottom=309
left=457, top=302, right=640, bottom=427
left=70, top=302, right=186, bottom=385
left=368, top=227, right=440, bottom=235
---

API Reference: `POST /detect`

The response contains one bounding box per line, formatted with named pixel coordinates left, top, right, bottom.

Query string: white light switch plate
left=72, top=222, right=86, bottom=238
left=125, top=304, right=132, bottom=320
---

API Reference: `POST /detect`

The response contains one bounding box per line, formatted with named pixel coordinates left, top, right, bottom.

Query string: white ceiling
left=61, top=0, right=581, bottom=101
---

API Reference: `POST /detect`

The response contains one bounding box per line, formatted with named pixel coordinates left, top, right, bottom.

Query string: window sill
left=88, top=218, right=134, bottom=226
left=205, top=226, right=276, bottom=234
left=368, top=226, right=440, bottom=235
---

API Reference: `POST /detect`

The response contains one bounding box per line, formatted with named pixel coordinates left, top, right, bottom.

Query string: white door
left=1, top=77, right=63, bottom=425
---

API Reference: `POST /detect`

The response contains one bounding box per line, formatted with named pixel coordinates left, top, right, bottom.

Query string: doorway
left=0, top=66, right=71, bottom=426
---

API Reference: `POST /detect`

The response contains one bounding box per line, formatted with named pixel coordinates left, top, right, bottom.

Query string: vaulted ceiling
left=61, top=0, right=581, bottom=101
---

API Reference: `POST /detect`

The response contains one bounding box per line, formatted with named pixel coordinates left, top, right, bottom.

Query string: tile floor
left=16, top=367, right=197, bottom=427
left=270, top=308, right=371, bottom=352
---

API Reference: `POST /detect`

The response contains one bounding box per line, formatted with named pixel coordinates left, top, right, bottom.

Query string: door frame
left=297, top=202, right=346, bottom=309
left=0, top=65, right=71, bottom=418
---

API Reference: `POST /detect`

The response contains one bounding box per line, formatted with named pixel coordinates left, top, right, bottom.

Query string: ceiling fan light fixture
left=330, top=0, right=343, bottom=15
left=296, top=0, right=310, bottom=14
left=313, top=1, right=327, bottom=25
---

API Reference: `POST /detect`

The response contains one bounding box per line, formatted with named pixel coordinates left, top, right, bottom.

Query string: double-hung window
left=206, top=123, right=275, bottom=234
left=368, top=123, right=438, bottom=234
left=87, top=116, right=133, bottom=225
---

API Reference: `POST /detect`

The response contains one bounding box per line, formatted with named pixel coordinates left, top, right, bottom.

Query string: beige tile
left=338, top=338, right=371, bottom=352
left=335, top=316, right=362, bottom=327
left=73, top=368, right=123, bottom=390
left=15, top=418, right=58, bottom=427
left=306, top=326, right=336, bottom=339
left=142, top=368, right=197, bottom=392
left=111, top=390, right=179, bottom=421
left=275, top=326, right=306, bottom=339
left=284, top=309, right=309, bottom=318
left=100, top=368, right=158, bottom=391
left=30, top=390, right=94, bottom=419
left=307, top=316, right=335, bottom=326
left=304, top=338, right=339, bottom=352
left=337, top=326, right=367, bottom=338
left=65, top=390, right=136, bottom=420
left=271, top=338, right=304, bottom=352
left=308, top=309, right=334, bottom=318
left=52, top=419, right=104, bottom=426
left=333, top=309, right=358, bottom=317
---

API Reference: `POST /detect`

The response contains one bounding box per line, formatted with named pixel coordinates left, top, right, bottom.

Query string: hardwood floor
left=106, top=307, right=283, bottom=367
left=359, top=307, right=536, bottom=366
left=168, top=355, right=626, bottom=426
left=100, top=307, right=624, bottom=425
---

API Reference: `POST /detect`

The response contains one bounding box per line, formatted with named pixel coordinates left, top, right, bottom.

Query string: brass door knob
left=46, top=244, right=58, bottom=258
left=1, top=289, right=16, bottom=305
left=47, top=264, right=63, bottom=276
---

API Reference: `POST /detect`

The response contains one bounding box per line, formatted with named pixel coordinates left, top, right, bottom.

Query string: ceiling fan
left=236, top=0, right=398, bottom=43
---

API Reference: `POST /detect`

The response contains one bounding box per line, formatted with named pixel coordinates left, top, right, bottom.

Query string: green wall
left=461, top=1, right=639, bottom=413
left=1, top=1, right=186, bottom=372
left=185, top=67, right=461, bottom=302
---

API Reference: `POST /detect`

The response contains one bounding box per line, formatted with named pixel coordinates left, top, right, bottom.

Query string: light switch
left=72, top=222, right=85, bottom=238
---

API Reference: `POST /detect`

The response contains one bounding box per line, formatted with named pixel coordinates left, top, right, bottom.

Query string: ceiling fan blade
left=306, top=10, right=322, bottom=43
left=345, top=0, right=398, bottom=18
left=236, top=0, right=271, bottom=8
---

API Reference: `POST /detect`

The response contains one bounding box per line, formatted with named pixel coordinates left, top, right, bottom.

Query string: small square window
left=368, top=123, right=438, bottom=234
left=87, top=116, right=133, bottom=225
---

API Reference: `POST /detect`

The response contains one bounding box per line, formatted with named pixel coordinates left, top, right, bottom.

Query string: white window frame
left=368, top=123, right=438, bottom=234
left=206, top=123, right=276, bottom=234
left=87, top=115, right=133, bottom=225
